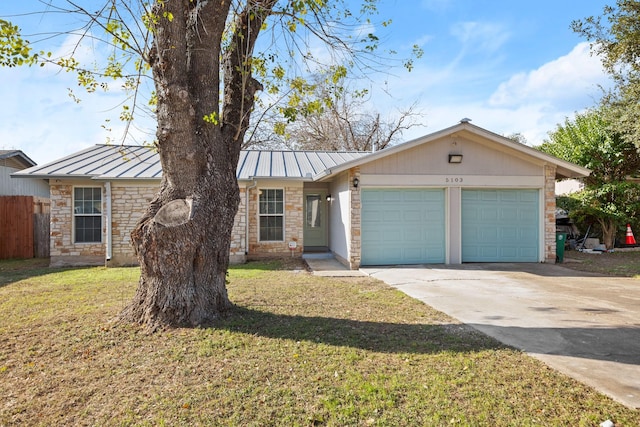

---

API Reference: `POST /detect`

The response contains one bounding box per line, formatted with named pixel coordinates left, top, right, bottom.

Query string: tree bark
left=599, top=219, right=617, bottom=250
left=120, top=0, right=274, bottom=330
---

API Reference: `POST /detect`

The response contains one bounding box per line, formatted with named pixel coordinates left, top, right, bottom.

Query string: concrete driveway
left=361, top=263, right=640, bottom=409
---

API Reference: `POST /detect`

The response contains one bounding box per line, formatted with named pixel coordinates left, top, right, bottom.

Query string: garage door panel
left=404, top=231, right=425, bottom=242
left=362, top=191, right=382, bottom=203
left=500, top=227, right=518, bottom=240
left=383, top=210, right=402, bottom=222
left=382, top=192, right=402, bottom=202
left=500, top=247, right=517, bottom=258
left=501, top=207, right=518, bottom=221
left=520, top=228, right=538, bottom=240
left=519, top=191, right=538, bottom=202
left=481, top=209, right=499, bottom=221
left=365, top=211, right=384, bottom=223
left=403, top=191, right=423, bottom=202
left=480, top=191, right=498, bottom=202
left=462, top=189, right=539, bottom=262
left=403, top=210, right=423, bottom=222
left=500, top=191, right=518, bottom=202
left=479, top=228, right=498, bottom=240
left=479, top=247, right=498, bottom=258
left=520, top=210, right=537, bottom=222
left=362, top=189, right=445, bottom=265
left=519, top=247, right=538, bottom=258
left=382, top=229, right=402, bottom=242
left=403, top=247, right=424, bottom=262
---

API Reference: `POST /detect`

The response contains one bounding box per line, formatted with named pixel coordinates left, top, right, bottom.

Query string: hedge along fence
left=0, top=196, right=50, bottom=259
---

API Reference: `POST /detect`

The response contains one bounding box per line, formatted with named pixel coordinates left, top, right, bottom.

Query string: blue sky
left=0, top=0, right=611, bottom=164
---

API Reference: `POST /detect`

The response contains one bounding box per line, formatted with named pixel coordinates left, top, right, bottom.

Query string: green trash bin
left=556, top=233, right=567, bottom=263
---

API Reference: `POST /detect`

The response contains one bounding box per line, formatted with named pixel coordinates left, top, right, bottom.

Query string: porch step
left=303, top=254, right=367, bottom=277
left=302, top=252, right=334, bottom=260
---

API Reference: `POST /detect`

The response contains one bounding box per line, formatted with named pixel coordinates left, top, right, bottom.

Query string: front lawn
left=563, top=249, right=640, bottom=277
left=0, top=260, right=637, bottom=426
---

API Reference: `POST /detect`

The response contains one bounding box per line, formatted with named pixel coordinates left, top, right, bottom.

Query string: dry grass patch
left=0, top=260, right=637, bottom=426
left=563, top=249, right=640, bottom=277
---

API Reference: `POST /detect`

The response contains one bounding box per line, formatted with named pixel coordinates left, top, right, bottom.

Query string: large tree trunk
left=120, top=166, right=237, bottom=329
left=120, top=0, right=273, bottom=330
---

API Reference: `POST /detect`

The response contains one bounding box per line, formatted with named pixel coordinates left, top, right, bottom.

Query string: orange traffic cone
left=625, top=224, right=637, bottom=245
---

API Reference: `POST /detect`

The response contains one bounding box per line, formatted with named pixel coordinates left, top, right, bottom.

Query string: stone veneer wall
left=247, top=185, right=304, bottom=257
left=348, top=167, right=361, bottom=269
left=544, top=164, right=557, bottom=263
left=50, top=182, right=105, bottom=267
left=108, top=182, right=159, bottom=266
left=229, top=187, right=247, bottom=263
left=109, top=182, right=248, bottom=265
left=52, top=180, right=249, bottom=267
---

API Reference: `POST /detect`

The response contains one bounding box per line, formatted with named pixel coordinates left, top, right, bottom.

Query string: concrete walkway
left=360, top=263, right=640, bottom=409
left=302, top=253, right=366, bottom=277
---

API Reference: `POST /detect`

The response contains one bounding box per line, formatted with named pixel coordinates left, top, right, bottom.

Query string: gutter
left=312, top=169, right=332, bottom=181
left=105, top=181, right=112, bottom=262
left=245, top=178, right=258, bottom=256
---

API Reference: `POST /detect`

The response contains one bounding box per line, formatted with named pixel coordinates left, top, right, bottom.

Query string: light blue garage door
left=462, top=189, right=539, bottom=262
left=361, top=189, right=445, bottom=265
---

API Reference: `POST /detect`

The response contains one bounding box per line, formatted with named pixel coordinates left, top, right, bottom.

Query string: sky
left=0, top=0, right=612, bottom=165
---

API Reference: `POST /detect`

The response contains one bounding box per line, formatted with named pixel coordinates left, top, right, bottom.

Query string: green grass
left=0, top=259, right=638, bottom=426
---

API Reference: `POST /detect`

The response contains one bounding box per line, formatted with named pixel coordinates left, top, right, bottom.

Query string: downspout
left=245, top=178, right=257, bottom=256
left=105, top=181, right=112, bottom=263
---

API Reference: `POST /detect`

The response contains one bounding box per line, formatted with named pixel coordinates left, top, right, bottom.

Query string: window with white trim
left=74, top=187, right=102, bottom=243
left=259, top=189, right=284, bottom=241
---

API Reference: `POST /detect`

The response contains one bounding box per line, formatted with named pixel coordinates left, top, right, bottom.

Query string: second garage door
left=462, top=189, right=539, bottom=262
left=361, top=189, right=445, bottom=265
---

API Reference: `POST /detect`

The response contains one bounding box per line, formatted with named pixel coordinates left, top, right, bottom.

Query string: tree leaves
left=2, top=0, right=421, bottom=148
left=538, top=108, right=640, bottom=186
left=573, top=0, right=640, bottom=148
left=0, top=19, right=38, bottom=67
left=539, top=108, right=640, bottom=247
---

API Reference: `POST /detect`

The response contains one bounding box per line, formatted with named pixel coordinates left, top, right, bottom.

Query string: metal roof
left=12, top=121, right=590, bottom=182
left=0, top=150, right=37, bottom=168
left=323, top=120, right=591, bottom=180
left=12, top=144, right=370, bottom=181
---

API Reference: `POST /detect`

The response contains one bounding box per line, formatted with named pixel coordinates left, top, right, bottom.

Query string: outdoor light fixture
left=448, top=154, right=463, bottom=164
left=326, top=194, right=331, bottom=202
left=353, top=177, right=359, bottom=188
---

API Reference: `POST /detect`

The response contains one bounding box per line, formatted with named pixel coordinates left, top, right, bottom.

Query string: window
left=259, top=189, right=284, bottom=241
left=74, top=187, right=102, bottom=243
left=306, top=194, right=322, bottom=228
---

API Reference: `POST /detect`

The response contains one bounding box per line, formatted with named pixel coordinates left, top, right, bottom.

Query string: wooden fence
left=0, top=196, right=50, bottom=259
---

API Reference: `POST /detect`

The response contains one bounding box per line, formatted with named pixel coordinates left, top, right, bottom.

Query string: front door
left=303, top=191, right=328, bottom=249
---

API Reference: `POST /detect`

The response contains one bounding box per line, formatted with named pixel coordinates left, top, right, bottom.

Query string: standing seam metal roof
left=0, top=150, right=37, bottom=168
left=13, top=145, right=370, bottom=180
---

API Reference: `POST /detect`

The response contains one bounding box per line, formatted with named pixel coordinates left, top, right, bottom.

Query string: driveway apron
left=361, top=263, right=640, bottom=409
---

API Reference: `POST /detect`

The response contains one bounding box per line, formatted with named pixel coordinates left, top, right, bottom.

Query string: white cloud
left=0, top=31, right=156, bottom=165
left=373, top=42, right=612, bottom=147
left=489, top=42, right=608, bottom=108
left=0, top=62, right=154, bottom=165
left=450, top=21, right=511, bottom=54
left=412, top=34, right=434, bottom=48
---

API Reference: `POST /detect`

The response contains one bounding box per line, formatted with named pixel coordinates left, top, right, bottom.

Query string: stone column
left=544, top=165, right=557, bottom=263
left=349, top=167, right=361, bottom=269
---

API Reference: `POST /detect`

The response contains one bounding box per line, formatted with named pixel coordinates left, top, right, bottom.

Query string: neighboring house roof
left=0, top=150, right=37, bottom=170
left=316, top=121, right=590, bottom=180
left=12, top=144, right=369, bottom=181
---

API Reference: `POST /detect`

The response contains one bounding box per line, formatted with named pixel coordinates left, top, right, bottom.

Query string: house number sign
left=445, top=177, right=464, bottom=183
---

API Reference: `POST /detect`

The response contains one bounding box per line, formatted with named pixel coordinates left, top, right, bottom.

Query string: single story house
left=14, top=120, right=590, bottom=268
left=1, top=150, right=49, bottom=197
